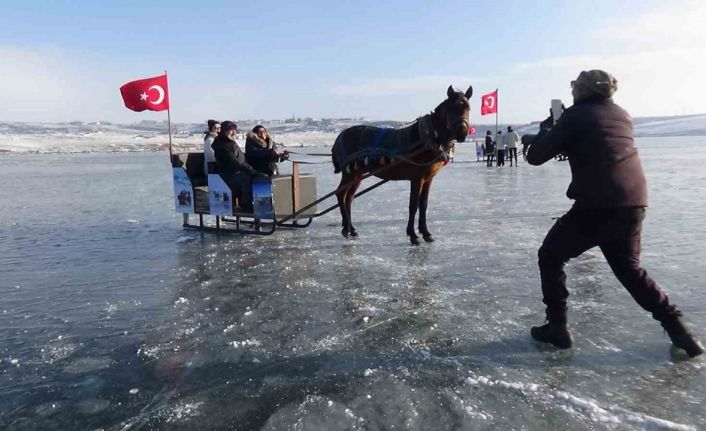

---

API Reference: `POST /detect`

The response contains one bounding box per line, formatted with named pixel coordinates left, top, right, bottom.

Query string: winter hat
left=220, top=121, right=238, bottom=133
left=571, top=69, right=618, bottom=100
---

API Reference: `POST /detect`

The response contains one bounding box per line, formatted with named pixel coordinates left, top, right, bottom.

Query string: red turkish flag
left=120, top=74, right=170, bottom=112
left=467, top=125, right=477, bottom=136
left=480, top=90, right=498, bottom=115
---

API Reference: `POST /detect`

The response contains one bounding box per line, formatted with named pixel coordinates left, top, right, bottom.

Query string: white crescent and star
left=138, top=85, right=166, bottom=104
left=484, top=96, right=495, bottom=109
left=148, top=85, right=165, bottom=104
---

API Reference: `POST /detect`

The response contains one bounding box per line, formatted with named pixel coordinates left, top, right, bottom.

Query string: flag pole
left=165, top=70, right=173, bottom=158
left=494, top=88, right=498, bottom=140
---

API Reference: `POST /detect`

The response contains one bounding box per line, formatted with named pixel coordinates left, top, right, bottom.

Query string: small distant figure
left=203, top=119, right=220, bottom=174
left=504, top=126, right=520, bottom=166
left=448, top=141, right=456, bottom=162
left=475, top=140, right=484, bottom=162
left=495, top=130, right=505, bottom=166
left=245, top=125, right=289, bottom=176
left=526, top=69, right=704, bottom=357
left=485, top=130, right=494, bottom=167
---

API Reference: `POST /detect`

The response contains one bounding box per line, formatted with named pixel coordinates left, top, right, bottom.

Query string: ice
left=63, top=357, right=112, bottom=374
left=75, top=398, right=111, bottom=415
left=157, top=400, right=204, bottom=424
left=465, top=373, right=696, bottom=430
left=1, top=137, right=704, bottom=429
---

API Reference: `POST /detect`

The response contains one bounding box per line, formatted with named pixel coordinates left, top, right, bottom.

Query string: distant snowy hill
left=0, top=114, right=704, bottom=154
left=483, top=114, right=706, bottom=138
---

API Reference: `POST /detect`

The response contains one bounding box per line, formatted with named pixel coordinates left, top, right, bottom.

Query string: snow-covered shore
left=1, top=113, right=705, bottom=154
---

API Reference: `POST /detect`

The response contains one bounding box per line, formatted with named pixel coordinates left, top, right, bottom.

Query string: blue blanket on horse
left=333, top=122, right=424, bottom=173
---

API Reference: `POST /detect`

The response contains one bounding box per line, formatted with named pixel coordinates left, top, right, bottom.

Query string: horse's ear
left=447, top=85, right=455, bottom=98
left=465, top=86, right=473, bottom=99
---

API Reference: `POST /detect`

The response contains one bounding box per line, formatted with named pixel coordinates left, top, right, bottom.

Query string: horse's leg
left=418, top=177, right=434, bottom=242
left=336, top=175, right=352, bottom=237
left=407, top=178, right=422, bottom=245
left=345, top=175, right=363, bottom=237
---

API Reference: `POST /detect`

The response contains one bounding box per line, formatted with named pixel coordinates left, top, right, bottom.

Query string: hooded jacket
left=526, top=96, right=647, bottom=208
left=211, top=134, right=258, bottom=176
left=245, top=131, right=282, bottom=176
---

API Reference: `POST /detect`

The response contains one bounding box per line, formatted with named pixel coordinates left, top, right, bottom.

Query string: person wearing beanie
left=526, top=70, right=703, bottom=357
left=245, top=125, right=289, bottom=176
left=211, top=121, right=260, bottom=212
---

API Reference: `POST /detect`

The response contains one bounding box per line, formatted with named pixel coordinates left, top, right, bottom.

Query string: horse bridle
left=445, top=96, right=470, bottom=136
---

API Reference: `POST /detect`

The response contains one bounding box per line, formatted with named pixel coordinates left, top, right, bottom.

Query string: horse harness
left=335, top=113, right=451, bottom=174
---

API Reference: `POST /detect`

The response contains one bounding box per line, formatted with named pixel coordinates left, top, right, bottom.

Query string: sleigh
left=171, top=152, right=316, bottom=234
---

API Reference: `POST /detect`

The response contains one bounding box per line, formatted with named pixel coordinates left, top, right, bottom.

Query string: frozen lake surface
left=1, top=137, right=705, bottom=430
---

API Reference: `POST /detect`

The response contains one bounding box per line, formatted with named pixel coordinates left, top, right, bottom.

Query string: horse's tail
left=332, top=132, right=343, bottom=173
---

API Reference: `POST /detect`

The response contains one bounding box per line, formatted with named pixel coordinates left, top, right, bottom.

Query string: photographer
left=525, top=70, right=703, bottom=357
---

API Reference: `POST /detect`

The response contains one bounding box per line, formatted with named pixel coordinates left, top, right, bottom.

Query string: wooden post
left=291, top=162, right=301, bottom=216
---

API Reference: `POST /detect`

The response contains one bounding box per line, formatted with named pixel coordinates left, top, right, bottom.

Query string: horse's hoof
left=350, top=229, right=358, bottom=237
left=423, top=235, right=435, bottom=243
left=341, top=229, right=350, bottom=238
left=410, top=237, right=421, bottom=246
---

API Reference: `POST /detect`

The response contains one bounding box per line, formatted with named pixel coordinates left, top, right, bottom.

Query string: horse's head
left=435, top=85, right=473, bottom=143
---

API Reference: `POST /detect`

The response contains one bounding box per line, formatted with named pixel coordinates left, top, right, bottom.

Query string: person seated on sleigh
left=245, top=125, right=289, bottom=176
left=211, top=121, right=263, bottom=212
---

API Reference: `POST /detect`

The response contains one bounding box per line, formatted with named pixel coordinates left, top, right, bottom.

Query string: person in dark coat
left=484, top=130, right=494, bottom=167
left=211, top=121, right=260, bottom=212
left=526, top=69, right=703, bottom=357
left=245, top=125, right=289, bottom=176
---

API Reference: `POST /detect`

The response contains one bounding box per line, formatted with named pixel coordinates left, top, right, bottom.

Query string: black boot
left=531, top=322, right=573, bottom=349
left=661, top=316, right=704, bottom=358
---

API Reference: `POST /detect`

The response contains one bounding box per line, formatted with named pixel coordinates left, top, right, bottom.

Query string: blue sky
left=1, top=0, right=704, bottom=124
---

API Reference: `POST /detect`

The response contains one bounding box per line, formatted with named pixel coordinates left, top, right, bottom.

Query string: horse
left=331, top=85, right=473, bottom=245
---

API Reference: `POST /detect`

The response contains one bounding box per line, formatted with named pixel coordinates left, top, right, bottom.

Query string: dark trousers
left=486, top=153, right=494, bottom=166
left=538, top=206, right=676, bottom=324
left=225, top=172, right=253, bottom=210
left=508, top=148, right=518, bottom=165
left=497, top=149, right=505, bottom=166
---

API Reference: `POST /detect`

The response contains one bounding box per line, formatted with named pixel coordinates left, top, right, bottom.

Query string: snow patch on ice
left=464, top=373, right=696, bottom=431
left=230, top=339, right=261, bottom=348
left=157, top=400, right=204, bottom=424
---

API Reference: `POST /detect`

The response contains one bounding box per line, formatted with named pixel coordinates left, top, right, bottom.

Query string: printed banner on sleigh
left=208, top=174, right=234, bottom=216
left=173, top=168, right=194, bottom=213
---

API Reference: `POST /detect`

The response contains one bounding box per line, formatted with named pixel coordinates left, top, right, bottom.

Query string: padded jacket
left=527, top=97, right=647, bottom=208
left=245, top=131, right=282, bottom=176
left=211, top=134, right=258, bottom=176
